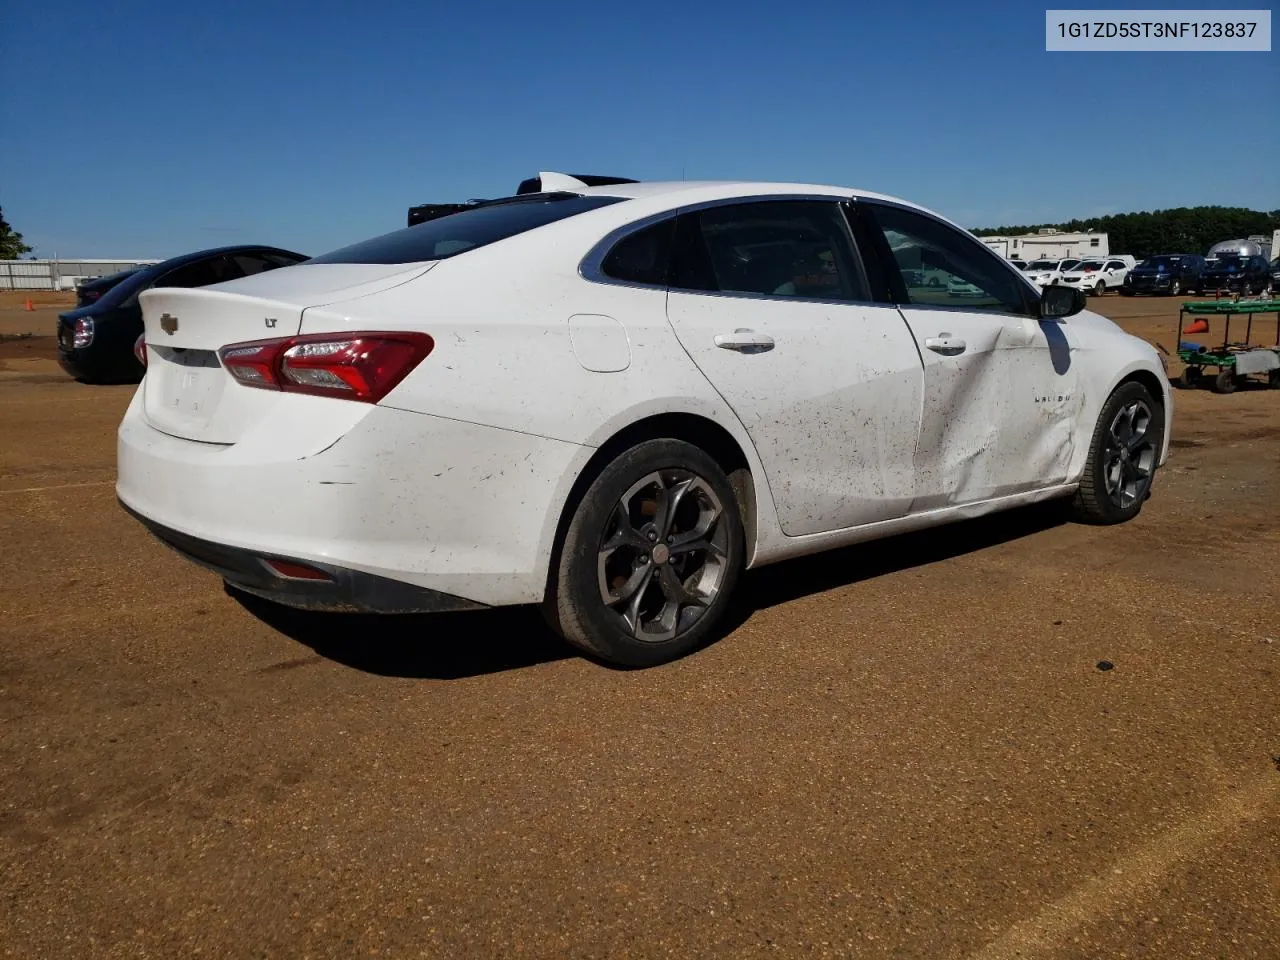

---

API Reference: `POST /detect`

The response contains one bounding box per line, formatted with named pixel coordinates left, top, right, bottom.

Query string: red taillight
left=217, top=332, right=433, bottom=403
left=134, top=334, right=147, bottom=368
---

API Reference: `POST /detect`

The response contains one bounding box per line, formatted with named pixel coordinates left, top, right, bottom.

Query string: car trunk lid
left=138, top=263, right=433, bottom=444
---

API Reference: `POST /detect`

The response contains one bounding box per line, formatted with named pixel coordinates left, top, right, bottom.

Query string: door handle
left=924, top=335, right=966, bottom=356
left=714, top=329, right=775, bottom=353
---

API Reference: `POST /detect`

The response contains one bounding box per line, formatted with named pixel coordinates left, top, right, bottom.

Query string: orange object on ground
left=1184, top=318, right=1209, bottom=334
left=24, top=298, right=34, bottom=311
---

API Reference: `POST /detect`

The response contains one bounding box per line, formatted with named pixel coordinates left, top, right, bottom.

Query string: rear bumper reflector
left=118, top=499, right=488, bottom=615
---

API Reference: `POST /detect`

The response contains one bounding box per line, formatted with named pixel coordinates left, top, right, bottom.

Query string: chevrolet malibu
left=118, top=177, right=1173, bottom=667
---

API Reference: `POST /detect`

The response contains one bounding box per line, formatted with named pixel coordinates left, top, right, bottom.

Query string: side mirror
left=1040, top=283, right=1086, bottom=319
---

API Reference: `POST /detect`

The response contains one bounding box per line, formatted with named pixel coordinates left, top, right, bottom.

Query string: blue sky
left=2, top=0, right=1276, bottom=258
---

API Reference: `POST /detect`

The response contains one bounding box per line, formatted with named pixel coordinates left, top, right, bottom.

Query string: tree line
left=972, top=206, right=1280, bottom=260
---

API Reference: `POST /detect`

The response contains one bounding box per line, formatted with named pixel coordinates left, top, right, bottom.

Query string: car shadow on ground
left=230, top=500, right=1070, bottom=680
left=227, top=586, right=574, bottom=680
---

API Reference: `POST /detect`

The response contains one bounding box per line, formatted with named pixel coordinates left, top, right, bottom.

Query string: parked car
left=1197, top=254, right=1273, bottom=296
left=75, top=268, right=142, bottom=307
left=1060, top=257, right=1133, bottom=296
left=1122, top=254, right=1205, bottom=296
left=1271, top=257, right=1280, bottom=292
left=58, top=245, right=308, bottom=384
left=1023, top=258, right=1082, bottom=287
left=118, top=176, right=1171, bottom=668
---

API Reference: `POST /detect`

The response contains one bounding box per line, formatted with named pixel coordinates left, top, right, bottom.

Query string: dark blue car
left=1121, top=254, right=1205, bottom=296
left=57, top=244, right=307, bottom=383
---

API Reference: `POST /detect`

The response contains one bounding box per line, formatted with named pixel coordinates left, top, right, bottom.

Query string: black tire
left=1177, top=366, right=1201, bottom=390
left=543, top=439, right=745, bottom=668
left=1169, top=279, right=1182, bottom=296
left=1070, top=381, right=1163, bottom=525
left=1213, top=369, right=1237, bottom=394
left=1092, top=281, right=1106, bottom=297
left=1269, top=369, right=1280, bottom=389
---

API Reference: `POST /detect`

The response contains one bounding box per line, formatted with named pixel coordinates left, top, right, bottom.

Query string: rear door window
left=668, top=200, right=869, bottom=301
left=157, top=256, right=244, bottom=288
left=308, top=194, right=626, bottom=265
left=230, top=252, right=300, bottom=276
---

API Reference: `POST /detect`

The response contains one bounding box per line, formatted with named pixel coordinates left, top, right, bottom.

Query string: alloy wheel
left=1102, top=399, right=1156, bottom=508
left=597, top=469, right=730, bottom=643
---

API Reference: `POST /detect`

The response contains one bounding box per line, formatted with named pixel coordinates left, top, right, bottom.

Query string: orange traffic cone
left=1185, top=318, right=1209, bottom=334
left=24, top=298, right=34, bottom=311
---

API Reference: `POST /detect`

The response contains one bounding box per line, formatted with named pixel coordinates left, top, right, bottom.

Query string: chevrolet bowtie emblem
left=160, top=313, right=178, bottom=335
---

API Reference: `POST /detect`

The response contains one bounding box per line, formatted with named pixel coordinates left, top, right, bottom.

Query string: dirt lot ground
left=1, top=288, right=1277, bottom=959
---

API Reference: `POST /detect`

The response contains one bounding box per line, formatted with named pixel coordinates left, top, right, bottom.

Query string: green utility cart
left=1174, top=298, right=1280, bottom=393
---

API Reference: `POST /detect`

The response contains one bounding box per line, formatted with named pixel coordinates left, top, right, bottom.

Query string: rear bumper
left=120, top=498, right=486, bottom=613
left=57, top=347, right=141, bottom=383
left=116, top=389, right=591, bottom=607
left=57, top=322, right=144, bottom=383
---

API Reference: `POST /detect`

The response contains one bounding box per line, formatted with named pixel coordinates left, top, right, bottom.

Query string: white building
left=980, top=229, right=1109, bottom=261
left=0, top=258, right=161, bottom=291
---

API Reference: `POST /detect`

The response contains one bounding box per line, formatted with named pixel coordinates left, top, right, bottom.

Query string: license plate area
left=149, top=345, right=223, bottom=419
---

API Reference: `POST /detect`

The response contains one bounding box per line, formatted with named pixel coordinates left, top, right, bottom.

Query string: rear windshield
left=308, top=193, right=627, bottom=265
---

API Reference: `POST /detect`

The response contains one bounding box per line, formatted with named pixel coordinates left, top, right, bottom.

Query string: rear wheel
left=1178, top=366, right=1201, bottom=389
left=1070, top=381, right=1162, bottom=525
left=1269, top=369, right=1280, bottom=389
left=1213, top=369, right=1237, bottom=394
left=543, top=439, right=745, bottom=667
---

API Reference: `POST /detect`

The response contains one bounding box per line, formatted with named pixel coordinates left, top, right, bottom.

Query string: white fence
left=0, top=259, right=161, bottom=291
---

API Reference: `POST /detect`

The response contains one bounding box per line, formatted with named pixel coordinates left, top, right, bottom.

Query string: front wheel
left=1213, top=369, right=1237, bottom=394
left=543, top=439, right=745, bottom=667
left=1070, top=381, right=1162, bottom=525
left=1092, top=281, right=1106, bottom=297
left=1169, top=279, right=1182, bottom=296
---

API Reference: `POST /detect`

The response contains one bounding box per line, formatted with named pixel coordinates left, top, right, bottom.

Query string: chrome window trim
left=665, top=287, right=901, bottom=310
left=879, top=301, right=1043, bottom=321
left=851, top=196, right=1043, bottom=317
left=577, top=192, right=870, bottom=305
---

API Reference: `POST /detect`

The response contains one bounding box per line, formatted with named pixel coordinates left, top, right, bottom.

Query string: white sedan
left=118, top=175, right=1172, bottom=667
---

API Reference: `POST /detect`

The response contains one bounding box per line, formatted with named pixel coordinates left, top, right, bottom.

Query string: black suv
left=1122, top=254, right=1205, bottom=296
left=1271, top=257, right=1280, bottom=292
left=1197, top=254, right=1272, bottom=296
